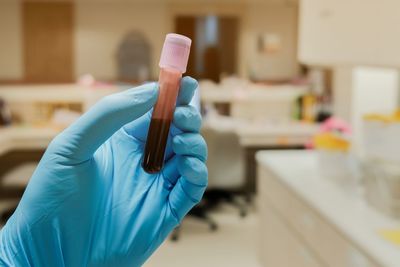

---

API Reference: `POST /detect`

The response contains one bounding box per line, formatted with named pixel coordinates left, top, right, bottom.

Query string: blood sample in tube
left=142, top=33, right=191, bottom=173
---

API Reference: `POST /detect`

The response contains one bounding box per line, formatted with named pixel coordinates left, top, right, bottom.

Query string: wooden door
left=175, top=16, right=197, bottom=78
left=218, top=17, right=238, bottom=76
left=174, top=15, right=238, bottom=81
left=23, top=2, right=74, bottom=83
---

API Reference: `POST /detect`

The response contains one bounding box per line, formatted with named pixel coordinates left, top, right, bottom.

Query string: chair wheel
left=240, top=210, right=247, bottom=218
left=210, top=223, right=218, bottom=231
left=171, top=234, right=179, bottom=242
left=245, top=195, right=252, bottom=203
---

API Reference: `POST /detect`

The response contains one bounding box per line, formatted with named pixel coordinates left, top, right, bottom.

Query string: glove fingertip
left=177, top=77, right=198, bottom=105
left=173, top=106, right=201, bottom=132
left=178, top=156, right=208, bottom=185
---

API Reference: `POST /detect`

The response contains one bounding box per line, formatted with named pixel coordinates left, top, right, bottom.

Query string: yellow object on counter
left=302, top=94, right=316, bottom=123
left=394, top=110, right=400, bottom=120
left=364, top=109, right=400, bottom=123
left=379, top=229, right=400, bottom=246
left=314, top=133, right=350, bottom=152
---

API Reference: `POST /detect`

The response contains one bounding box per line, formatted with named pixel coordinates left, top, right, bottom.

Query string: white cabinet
left=257, top=156, right=381, bottom=267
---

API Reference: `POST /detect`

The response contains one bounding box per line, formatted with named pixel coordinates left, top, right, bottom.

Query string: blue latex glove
left=0, top=77, right=207, bottom=267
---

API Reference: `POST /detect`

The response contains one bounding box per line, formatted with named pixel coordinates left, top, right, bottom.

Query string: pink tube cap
left=159, top=33, right=191, bottom=73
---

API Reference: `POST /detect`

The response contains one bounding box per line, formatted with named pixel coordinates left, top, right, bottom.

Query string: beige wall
left=0, top=1, right=22, bottom=80
left=299, top=0, right=400, bottom=67
left=240, top=3, right=299, bottom=80
left=0, top=1, right=299, bottom=81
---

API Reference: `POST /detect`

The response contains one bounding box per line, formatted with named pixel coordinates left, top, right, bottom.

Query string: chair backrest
left=201, top=126, right=245, bottom=189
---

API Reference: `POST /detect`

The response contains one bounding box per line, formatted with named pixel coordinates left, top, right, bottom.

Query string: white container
left=362, top=159, right=400, bottom=218
left=363, top=119, right=400, bottom=162
left=317, top=150, right=359, bottom=193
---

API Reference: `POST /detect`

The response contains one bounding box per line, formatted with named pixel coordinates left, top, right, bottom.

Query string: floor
left=145, top=205, right=261, bottom=267
left=0, top=203, right=261, bottom=267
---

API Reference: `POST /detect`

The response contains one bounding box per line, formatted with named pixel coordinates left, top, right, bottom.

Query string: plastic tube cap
left=159, top=33, right=191, bottom=73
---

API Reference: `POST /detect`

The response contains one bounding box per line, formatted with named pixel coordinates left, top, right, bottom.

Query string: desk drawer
left=259, top=200, right=324, bottom=267
left=258, top=166, right=380, bottom=267
left=288, top=192, right=378, bottom=267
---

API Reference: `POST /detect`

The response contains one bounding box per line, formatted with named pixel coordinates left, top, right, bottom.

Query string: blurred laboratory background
left=1, top=0, right=400, bottom=266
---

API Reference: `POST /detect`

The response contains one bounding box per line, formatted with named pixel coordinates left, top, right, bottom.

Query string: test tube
left=142, top=33, right=191, bottom=173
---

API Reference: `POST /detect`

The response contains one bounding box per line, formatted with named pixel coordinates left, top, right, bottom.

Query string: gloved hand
left=0, top=77, right=207, bottom=267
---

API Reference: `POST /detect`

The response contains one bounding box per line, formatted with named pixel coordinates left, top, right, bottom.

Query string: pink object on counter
left=319, top=117, right=352, bottom=135
left=307, top=117, right=352, bottom=149
left=305, top=117, right=352, bottom=149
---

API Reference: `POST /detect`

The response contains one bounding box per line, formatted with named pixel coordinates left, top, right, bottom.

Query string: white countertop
left=256, top=151, right=400, bottom=267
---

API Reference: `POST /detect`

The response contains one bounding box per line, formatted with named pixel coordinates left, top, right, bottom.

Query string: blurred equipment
left=362, top=111, right=400, bottom=218
left=116, top=31, right=151, bottom=82
left=363, top=159, right=400, bottom=219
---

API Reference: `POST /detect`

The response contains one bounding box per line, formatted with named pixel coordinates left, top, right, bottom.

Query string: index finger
left=177, top=76, right=198, bottom=106
left=123, top=76, right=198, bottom=141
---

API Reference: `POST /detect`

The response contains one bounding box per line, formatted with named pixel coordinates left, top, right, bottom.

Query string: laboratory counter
left=0, top=121, right=318, bottom=157
left=257, top=151, right=400, bottom=267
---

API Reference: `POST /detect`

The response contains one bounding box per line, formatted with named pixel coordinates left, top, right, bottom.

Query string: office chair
left=170, top=120, right=248, bottom=241
left=202, top=124, right=247, bottom=217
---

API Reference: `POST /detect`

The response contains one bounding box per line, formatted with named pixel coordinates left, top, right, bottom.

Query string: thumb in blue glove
left=0, top=77, right=207, bottom=267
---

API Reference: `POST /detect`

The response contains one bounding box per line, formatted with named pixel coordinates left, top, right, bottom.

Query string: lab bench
left=0, top=83, right=317, bottom=203
left=257, top=151, right=400, bottom=267
left=0, top=84, right=118, bottom=198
